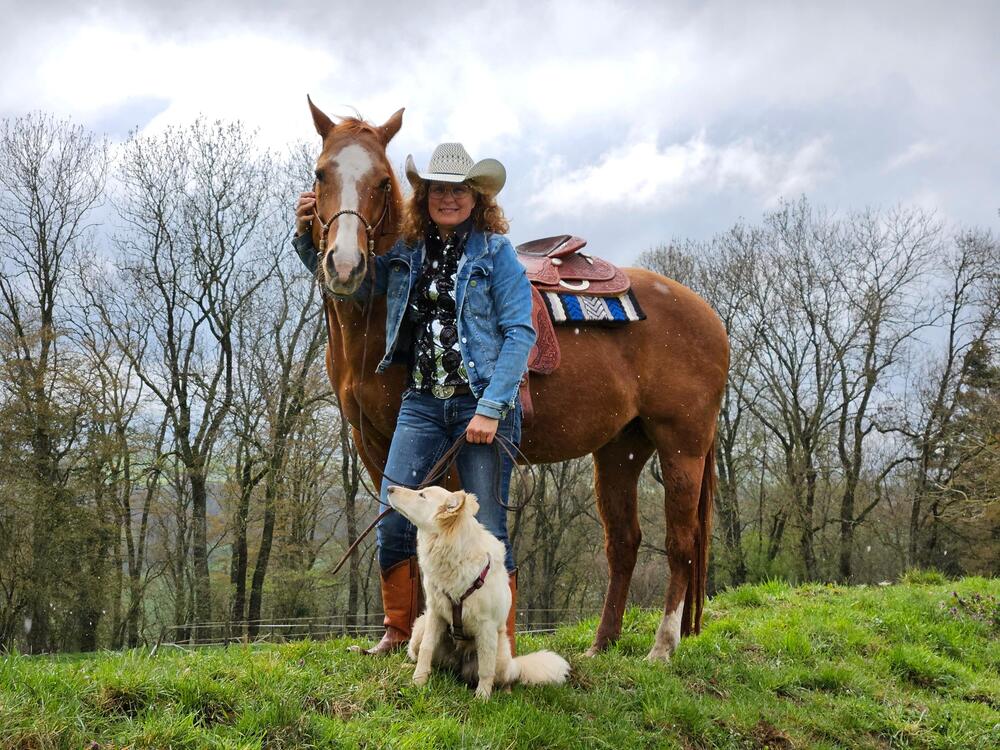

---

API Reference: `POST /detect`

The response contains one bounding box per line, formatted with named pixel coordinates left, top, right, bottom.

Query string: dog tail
left=506, top=650, right=571, bottom=685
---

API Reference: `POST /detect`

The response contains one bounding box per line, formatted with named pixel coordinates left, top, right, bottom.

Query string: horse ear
left=307, top=95, right=336, bottom=139
left=380, top=108, right=404, bottom=144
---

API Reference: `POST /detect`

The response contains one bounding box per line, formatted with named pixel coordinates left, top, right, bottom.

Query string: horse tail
left=682, top=438, right=715, bottom=636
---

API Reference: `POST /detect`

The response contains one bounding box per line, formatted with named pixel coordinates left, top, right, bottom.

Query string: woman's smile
left=428, top=181, right=475, bottom=232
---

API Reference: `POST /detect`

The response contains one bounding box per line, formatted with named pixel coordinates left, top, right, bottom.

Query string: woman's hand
left=295, top=191, right=317, bottom=236
left=465, top=414, right=500, bottom=444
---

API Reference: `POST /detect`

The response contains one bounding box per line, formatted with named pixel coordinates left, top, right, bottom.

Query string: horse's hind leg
left=586, top=422, right=655, bottom=656
left=646, top=430, right=710, bottom=662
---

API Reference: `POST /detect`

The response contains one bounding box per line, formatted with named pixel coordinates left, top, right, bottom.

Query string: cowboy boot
left=364, top=557, right=421, bottom=655
left=506, top=569, right=518, bottom=656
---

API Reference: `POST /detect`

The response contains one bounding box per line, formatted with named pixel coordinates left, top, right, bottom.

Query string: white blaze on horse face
left=328, top=143, right=375, bottom=283
left=647, top=603, right=683, bottom=662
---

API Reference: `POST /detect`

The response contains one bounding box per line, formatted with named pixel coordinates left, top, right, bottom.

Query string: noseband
left=316, top=182, right=394, bottom=254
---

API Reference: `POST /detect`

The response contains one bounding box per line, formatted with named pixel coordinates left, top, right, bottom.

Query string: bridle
left=315, top=181, right=394, bottom=254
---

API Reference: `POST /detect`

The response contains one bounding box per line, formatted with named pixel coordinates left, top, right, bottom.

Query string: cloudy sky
left=2, top=0, right=997, bottom=263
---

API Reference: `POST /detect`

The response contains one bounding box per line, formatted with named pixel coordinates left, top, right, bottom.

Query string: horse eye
left=314, top=169, right=324, bottom=182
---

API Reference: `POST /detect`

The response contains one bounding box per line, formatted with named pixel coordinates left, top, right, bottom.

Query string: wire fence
left=161, top=608, right=596, bottom=648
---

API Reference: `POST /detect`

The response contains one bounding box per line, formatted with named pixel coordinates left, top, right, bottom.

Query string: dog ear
left=443, top=491, right=467, bottom=514
left=437, top=490, right=471, bottom=530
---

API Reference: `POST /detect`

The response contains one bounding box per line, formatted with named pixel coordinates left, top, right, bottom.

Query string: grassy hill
left=1, top=575, right=997, bottom=749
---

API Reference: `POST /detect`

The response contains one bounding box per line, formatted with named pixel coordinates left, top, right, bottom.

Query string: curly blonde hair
left=399, top=181, right=510, bottom=245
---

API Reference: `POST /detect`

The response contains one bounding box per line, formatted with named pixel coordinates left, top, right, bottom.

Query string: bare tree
left=0, top=113, right=107, bottom=651
left=741, top=199, right=844, bottom=580
left=232, top=251, right=329, bottom=636
left=824, top=207, right=940, bottom=580
left=895, top=229, right=1000, bottom=567
left=80, top=119, right=272, bottom=638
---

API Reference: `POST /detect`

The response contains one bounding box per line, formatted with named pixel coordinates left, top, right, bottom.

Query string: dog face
left=387, top=486, right=480, bottom=533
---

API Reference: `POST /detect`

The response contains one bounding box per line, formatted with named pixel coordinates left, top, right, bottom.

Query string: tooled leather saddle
left=516, top=235, right=632, bottom=424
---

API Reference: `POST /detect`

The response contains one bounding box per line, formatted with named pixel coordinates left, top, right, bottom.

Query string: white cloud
left=527, top=133, right=832, bottom=218
left=13, top=20, right=339, bottom=148
left=884, top=141, right=938, bottom=173
left=1, top=0, right=997, bottom=239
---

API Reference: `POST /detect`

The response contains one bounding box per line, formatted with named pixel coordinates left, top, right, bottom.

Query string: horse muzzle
left=323, top=248, right=367, bottom=295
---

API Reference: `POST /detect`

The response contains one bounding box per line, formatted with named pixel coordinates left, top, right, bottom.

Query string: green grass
left=2, top=578, right=998, bottom=749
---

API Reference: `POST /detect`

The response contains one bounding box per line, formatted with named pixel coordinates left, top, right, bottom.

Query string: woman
left=293, top=143, right=535, bottom=654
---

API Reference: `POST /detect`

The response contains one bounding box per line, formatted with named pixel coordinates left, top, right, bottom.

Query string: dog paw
left=412, top=670, right=430, bottom=686
left=474, top=683, right=493, bottom=701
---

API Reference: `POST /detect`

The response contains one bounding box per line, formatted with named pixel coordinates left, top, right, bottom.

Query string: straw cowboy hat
left=405, top=143, right=506, bottom=196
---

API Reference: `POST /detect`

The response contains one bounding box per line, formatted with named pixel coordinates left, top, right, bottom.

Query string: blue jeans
left=377, top=389, right=520, bottom=572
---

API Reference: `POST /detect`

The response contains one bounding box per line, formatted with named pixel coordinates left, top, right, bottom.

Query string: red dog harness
left=448, top=560, right=491, bottom=641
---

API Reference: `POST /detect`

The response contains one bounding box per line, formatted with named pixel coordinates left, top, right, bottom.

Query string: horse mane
left=332, top=116, right=383, bottom=141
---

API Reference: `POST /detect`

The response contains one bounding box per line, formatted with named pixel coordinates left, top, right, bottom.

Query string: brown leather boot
left=506, top=569, right=518, bottom=656
left=363, top=557, right=421, bottom=655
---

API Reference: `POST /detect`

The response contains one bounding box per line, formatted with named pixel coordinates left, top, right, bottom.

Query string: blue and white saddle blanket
left=541, top=289, right=646, bottom=325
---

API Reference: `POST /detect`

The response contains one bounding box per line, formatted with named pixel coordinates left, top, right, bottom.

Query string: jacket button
left=461, top=337, right=467, bottom=344
left=470, top=280, right=477, bottom=287
left=469, top=361, right=475, bottom=368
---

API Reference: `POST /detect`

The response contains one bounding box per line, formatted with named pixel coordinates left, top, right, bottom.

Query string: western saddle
left=514, top=235, right=632, bottom=424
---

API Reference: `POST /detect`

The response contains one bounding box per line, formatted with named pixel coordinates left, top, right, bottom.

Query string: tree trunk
left=247, top=481, right=278, bottom=638
left=189, top=470, right=212, bottom=642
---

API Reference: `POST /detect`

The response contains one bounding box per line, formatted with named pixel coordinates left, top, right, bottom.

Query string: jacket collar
left=461, top=229, right=489, bottom=262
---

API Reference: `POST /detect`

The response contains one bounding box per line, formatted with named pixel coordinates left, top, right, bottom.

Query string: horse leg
left=586, top=423, right=655, bottom=656
left=646, top=433, right=710, bottom=662
left=351, top=421, right=390, bottom=489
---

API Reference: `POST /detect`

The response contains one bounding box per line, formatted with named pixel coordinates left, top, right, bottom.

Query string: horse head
left=308, top=96, right=404, bottom=295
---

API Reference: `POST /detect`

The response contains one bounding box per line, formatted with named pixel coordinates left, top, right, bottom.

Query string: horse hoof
left=645, top=647, right=673, bottom=663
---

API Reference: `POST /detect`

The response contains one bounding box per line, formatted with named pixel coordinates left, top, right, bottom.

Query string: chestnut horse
left=306, top=99, right=728, bottom=661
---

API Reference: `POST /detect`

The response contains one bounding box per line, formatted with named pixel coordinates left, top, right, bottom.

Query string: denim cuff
left=292, top=232, right=318, bottom=274
left=474, top=398, right=506, bottom=419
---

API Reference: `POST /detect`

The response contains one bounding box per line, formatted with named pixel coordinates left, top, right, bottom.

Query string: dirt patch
left=751, top=720, right=794, bottom=749
left=962, top=691, right=999, bottom=710
left=90, top=685, right=149, bottom=719
left=303, top=694, right=363, bottom=720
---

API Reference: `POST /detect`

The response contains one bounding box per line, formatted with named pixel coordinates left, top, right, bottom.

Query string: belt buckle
left=432, top=383, right=455, bottom=399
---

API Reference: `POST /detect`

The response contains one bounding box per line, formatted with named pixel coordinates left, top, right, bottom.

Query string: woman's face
left=427, top=182, right=476, bottom=233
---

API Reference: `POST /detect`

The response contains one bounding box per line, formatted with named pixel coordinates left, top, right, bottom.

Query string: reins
left=327, top=431, right=534, bottom=578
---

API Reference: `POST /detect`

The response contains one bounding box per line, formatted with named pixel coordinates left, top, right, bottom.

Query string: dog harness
left=447, top=559, right=491, bottom=641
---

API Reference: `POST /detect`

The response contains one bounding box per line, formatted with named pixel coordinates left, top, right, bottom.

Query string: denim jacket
left=293, top=230, right=536, bottom=419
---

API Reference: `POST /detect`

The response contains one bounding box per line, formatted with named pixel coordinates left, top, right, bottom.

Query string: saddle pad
left=542, top=289, right=646, bottom=325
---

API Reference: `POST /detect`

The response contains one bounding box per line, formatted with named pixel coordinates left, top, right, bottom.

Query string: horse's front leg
left=350, top=422, right=390, bottom=490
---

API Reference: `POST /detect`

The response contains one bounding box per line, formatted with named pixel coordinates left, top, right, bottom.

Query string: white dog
left=387, top=485, right=571, bottom=700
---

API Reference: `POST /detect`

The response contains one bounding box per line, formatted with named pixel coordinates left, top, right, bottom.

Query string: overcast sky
left=2, top=0, right=997, bottom=263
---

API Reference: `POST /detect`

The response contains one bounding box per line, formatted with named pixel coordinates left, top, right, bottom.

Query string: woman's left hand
left=465, top=414, right=500, bottom=444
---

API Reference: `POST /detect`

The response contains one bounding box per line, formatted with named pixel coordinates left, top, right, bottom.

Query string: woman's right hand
left=295, top=191, right=317, bottom=236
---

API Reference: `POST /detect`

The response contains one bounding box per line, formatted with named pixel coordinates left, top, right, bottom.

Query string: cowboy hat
left=405, top=142, right=506, bottom=196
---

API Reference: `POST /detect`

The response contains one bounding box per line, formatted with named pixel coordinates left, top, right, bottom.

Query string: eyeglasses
left=428, top=183, right=473, bottom=199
